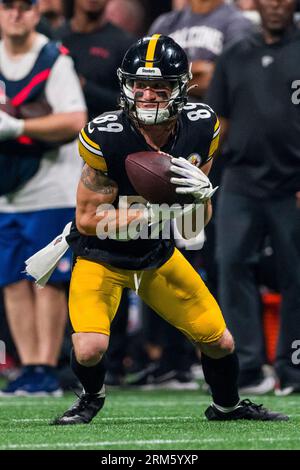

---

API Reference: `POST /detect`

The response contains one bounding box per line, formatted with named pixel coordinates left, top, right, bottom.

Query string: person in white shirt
left=0, top=0, right=87, bottom=396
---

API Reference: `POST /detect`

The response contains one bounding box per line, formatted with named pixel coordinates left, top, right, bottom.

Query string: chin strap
left=135, top=107, right=170, bottom=125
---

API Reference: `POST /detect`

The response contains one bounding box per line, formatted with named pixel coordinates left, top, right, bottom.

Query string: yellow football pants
left=69, top=248, right=226, bottom=344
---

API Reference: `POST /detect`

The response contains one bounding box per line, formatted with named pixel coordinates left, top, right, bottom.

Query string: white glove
left=146, top=201, right=195, bottom=238
left=0, top=110, right=24, bottom=141
left=146, top=200, right=195, bottom=223
left=170, top=157, right=218, bottom=202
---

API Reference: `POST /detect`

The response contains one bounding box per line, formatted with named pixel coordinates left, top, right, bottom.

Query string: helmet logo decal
left=145, top=34, right=161, bottom=68
left=136, top=67, right=162, bottom=76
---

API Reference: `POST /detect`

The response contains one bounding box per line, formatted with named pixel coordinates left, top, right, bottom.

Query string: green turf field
left=0, top=389, right=299, bottom=450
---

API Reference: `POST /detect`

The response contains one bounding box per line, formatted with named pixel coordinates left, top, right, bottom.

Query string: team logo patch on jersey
left=261, top=55, right=274, bottom=67
left=187, top=153, right=202, bottom=167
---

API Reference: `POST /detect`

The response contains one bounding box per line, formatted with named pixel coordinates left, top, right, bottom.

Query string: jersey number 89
left=92, top=114, right=124, bottom=133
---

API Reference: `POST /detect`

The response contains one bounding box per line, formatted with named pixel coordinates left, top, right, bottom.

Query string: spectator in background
left=56, top=0, right=134, bottom=120
left=149, top=0, right=253, bottom=99
left=236, top=0, right=261, bottom=24
left=172, top=0, right=188, bottom=9
left=38, top=0, right=66, bottom=35
left=236, top=0, right=256, bottom=9
left=0, top=0, right=86, bottom=396
left=207, top=0, right=300, bottom=395
left=104, top=0, right=145, bottom=36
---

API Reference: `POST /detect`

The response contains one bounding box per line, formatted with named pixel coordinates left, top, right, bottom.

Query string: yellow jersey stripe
left=78, top=140, right=107, bottom=172
left=145, top=34, right=161, bottom=68
left=79, top=133, right=103, bottom=156
left=213, top=125, right=220, bottom=139
left=208, top=133, right=220, bottom=157
left=81, top=128, right=101, bottom=150
left=208, top=117, right=221, bottom=156
left=214, top=118, right=220, bottom=133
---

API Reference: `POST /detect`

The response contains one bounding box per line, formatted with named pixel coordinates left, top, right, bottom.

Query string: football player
left=47, top=35, right=287, bottom=424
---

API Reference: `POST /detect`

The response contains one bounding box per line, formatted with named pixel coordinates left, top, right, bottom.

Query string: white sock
left=212, top=401, right=240, bottom=413
left=83, top=385, right=105, bottom=397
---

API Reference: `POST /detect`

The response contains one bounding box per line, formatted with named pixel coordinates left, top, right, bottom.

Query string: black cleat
left=205, top=399, right=289, bottom=421
left=51, top=387, right=105, bottom=425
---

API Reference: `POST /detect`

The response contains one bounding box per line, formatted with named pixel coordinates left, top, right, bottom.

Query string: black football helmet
left=118, top=34, right=192, bottom=125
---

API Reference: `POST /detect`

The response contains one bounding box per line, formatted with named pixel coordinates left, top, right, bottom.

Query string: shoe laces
left=73, top=391, right=103, bottom=412
left=239, top=398, right=265, bottom=413
left=51, top=392, right=93, bottom=421
left=73, top=392, right=91, bottom=410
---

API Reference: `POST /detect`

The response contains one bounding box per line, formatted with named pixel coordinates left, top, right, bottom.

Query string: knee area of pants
left=202, top=331, right=235, bottom=358
left=75, top=345, right=106, bottom=366
left=76, top=351, right=103, bottom=366
left=198, top=332, right=235, bottom=359
left=218, top=334, right=235, bottom=356
left=73, top=333, right=108, bottom=366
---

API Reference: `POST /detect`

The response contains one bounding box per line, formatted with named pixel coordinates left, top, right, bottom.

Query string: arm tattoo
left=81, top=165, right=117, bottom=194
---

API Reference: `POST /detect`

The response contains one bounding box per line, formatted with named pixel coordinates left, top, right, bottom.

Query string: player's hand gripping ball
left=125, top=151, right=194, bottom=205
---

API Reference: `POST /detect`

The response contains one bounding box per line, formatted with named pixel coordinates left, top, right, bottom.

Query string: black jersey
left=67, top=104, right=220, bottom=270
left=207, top=27, right=300, bottom=197
left=57, top=22, right=134, bottom=120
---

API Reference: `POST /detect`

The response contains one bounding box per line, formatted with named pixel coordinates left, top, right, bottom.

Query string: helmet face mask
left=118, top=35, right=191, bottom=125
left=119, top=74, right=190, bottom=125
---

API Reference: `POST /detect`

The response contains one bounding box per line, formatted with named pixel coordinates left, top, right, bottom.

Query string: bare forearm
left=204, top=200, right=212, bottom=226
left=76, top=207, right=147, bottom=236
left=23, top=111, right=86, bottom=142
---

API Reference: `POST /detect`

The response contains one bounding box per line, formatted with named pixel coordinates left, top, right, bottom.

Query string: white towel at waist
left=24, top=221, right=72, bottom=287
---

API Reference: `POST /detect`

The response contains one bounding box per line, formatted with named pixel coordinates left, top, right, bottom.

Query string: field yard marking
left=11, top=416, right=195, bottom=423
left=0, top=436, right=299, bottom=450
left=10, top=415, right=195, bottom=423
left=0, top=399, right=207, bottom=407
left=8, top=414, right=300, bottom=423
left=1, top=398, right=299, bottom=405
left=7, top=413, right=300, bottom=423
